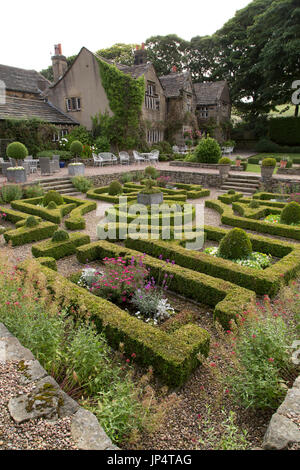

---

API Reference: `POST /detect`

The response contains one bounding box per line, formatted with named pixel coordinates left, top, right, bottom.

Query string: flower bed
left=20, top=258, right=210, bottom=388
left=76, top=240, right=255, bottom=329
left=123, top=227, right=300, bottom=297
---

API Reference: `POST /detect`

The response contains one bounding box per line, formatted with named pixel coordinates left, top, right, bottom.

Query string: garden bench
left=98, top=152, right=118, bottom=166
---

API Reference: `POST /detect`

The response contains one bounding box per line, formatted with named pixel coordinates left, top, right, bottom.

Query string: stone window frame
left=145, top=81, right=160, bottom=111
left=66, top=97, right=81, bottom=112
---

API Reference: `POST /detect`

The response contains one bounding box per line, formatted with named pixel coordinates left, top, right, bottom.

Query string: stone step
left=41, top=183, right=75, bottom=191
left=228, top=174, right=260, bottom=181
left=36, top=177, right=72, bottom=185
left=221, top=184, right=257, bottom=194
left=225, top=180, right=260, bottom=188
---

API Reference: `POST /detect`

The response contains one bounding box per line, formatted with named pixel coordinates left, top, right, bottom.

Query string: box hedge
left=76, top=240, right=255, bottom=328
left=32, top=232, right=90, bottom=259
left=4, top=221, right=58, bottom=246
left=20, top=259, right=210, bottom=387
left=11, top=197, right=76, bottom=224
left=124, top=227, right=300, bottom=297
left=205, top=199, right=300, bottom=240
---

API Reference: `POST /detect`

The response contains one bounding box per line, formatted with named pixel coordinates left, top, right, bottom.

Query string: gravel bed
left=0, top=361, right=78, bottom=450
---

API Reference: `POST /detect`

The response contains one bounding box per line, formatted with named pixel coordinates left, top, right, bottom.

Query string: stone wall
left=263, top=375, right=300, bottom=450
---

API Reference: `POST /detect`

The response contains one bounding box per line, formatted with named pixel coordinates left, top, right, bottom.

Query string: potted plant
left=70, top=140, right=83, bottom=162
left=261, top=158, right=277, bottom=179
left=6, top=141, right=28, bottom=166
left=280, top=156, right=288, bottom=168
left=6, top=166, right=27, bottom=183
left=137, top=179, right=163, bottom=205
left=235, top=156, right=242, bottom=167
left=68, top=162, right=85, bottom=176
left=218, top=157, right=232, bottom=178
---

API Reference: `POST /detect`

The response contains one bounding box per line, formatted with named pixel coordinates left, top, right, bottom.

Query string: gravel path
left=0, top=361, right=78, bottom=450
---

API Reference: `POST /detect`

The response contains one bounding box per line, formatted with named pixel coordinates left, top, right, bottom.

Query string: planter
left=137, top=192, right=164, bottom=205
left=280, top=160, right=287, bottom=168
left=6, top=168, right=27, bottom=183
left=68, top=163, right=85, bottom=176
left=219, top=164, right=231, bottom=178
left=236, top=159, right=241, bottom=167
left=59, top=162, right=66, bottom=169
left=261, top=165, right=275, bottom=180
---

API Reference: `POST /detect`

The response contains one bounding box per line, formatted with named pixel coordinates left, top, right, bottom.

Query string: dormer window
left=66, top=97, right=81, bottom=112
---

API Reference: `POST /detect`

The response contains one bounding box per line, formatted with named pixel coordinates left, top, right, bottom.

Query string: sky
left=0, top=0, right=251, bottom=71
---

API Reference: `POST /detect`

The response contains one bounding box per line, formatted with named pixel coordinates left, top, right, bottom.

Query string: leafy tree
left=96, top=43, right=135, bottom=65
left=145, top=34, right=189, bottom=76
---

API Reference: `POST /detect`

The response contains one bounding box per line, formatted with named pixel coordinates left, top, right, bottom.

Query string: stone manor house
left=0, top=44, right=231, bottom=146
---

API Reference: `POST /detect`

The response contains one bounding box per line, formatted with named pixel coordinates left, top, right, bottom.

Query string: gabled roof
left=194, top=81, right=227, bottom=105
left=0, top=64, right=50, bottom=93
left=0, top=95, right=78, bottom=125
left=159, top=71, right=191, bottom=98
left=114, top=62, right=151, bottom=79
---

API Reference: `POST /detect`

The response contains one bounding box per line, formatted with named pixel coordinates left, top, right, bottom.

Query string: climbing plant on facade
left=96, top=58, right=145, bottom=149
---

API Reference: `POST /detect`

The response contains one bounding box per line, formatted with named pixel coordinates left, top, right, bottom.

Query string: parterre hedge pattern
left=76, top=240, right=255, bottom=329
left=4, top=221, right=58, bottom=246
left=205, top=199, right=300, bottom=240
left=32, top=232, right=90, bottom=259
left=124, top=227, right=300, bottom=297
left=20, top=259, right=210, bottom=388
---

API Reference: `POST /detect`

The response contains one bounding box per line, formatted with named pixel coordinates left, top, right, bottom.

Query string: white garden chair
left=148, top=150, right=159, bottom=164
left=119, top=151, right=130, bottom=165
left=93, top=153, right=102, bottom=167
left=133, top=150, right=145, bottom=164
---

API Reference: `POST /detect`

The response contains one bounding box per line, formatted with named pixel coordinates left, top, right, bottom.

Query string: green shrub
left=25, top=216, right=39, bottom=228
left=248, top=156, right=260, bottom=164
left=119, top=172, right=134, bottom=184
left=32, top=233, right=90, bottom=259
left=261, top=158, right=277, bottom=167
left=43, top=190, right=64, bottom=206
left=184, top=152, right=197, bottom=162
left=255, top=139, right=280, bottom=153
left=145, top=166, right=159, bottom=179
left=219, top=228, right=252, bottom=260
left=249, top=200, right=260, bottom=209
left=1, top=184, right=23, bottom=203
left=280, top=201, right=300, bottom=225
left=71, top=176, right=93, bottom=193
left=218, top=157, right=231, bottom=164
left=269, top=117, right=300, bottom=146
left=108, top=180, right=122, bottom=196
left=228, top=190, right=235, bottom=195
left=151, top=141, right=173, bottom=155
left=6, top=141, right=28, bottom=159
left=70, top=140, right=83, bottom=158
left=52, top=229, right=70, bottom=242
left=4, top=221, right=58, bottom=246
left=194, top=137, right=222, bottom=164
left=47, top=201, right=57, bottom=210
left=23, top=184, right=44, bottom=199
left=94, top=136, right=110, bottom=152
left=37, top=150, right=72, bottom=161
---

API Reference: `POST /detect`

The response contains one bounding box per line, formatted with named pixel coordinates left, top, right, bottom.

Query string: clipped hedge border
left=0, top=206, right=40, bottom=225
left=124, top=227, right=300, bottom=296
left=4, top=221, right=58, bottom=247
left=123, top=182, right=210, bottom=199
left=76, top=240, right=255, bottom=329
left=35, top=257, right=57, bottom=271
left=96, top=221, right=206, bottom=244
left=63, top=196, right=97, bottom=230
left=32, top=232, right=90, bottom=260
left=232, top=201, right=282, bottom=220
left=205, top=199, right=300, bottom=240
left=21, top=259, right=210, bottom=388
left=86, top=186, right=138, bottom=203
left=106, top=200, right=196, bottom=227
left=218, top=193, right=243, bottom=204
left=11, top=197, right=76, bottom=224
left=253, top=192, right=289, bottom=201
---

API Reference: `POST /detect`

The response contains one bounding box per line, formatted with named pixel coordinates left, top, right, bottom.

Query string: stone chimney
left=51, top=44, right=68, bottom=82
left=134, top=43, right=147, bottom=66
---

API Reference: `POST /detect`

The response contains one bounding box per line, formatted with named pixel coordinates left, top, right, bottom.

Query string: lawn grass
left=245, top=164, right=278, bottom=174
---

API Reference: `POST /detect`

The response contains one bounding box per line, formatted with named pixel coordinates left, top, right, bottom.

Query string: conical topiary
left=280, top=201, right=300, bottom=225
left=47, top=201, right=57, bottom=210
left=218, top=228, right=252, bottom=260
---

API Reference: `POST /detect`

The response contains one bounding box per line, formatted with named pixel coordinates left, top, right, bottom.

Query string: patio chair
left=148, top=150, right=159, bottom=164
left=133, top=150, right=145, bottom=164
left=92, top=153, right=102, bottom=167
left=52, top=155, right=60, bottom=172
left=119, top=151, right=130, bottom=165
left=39, top=157, right=56, bottom=176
